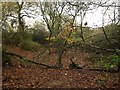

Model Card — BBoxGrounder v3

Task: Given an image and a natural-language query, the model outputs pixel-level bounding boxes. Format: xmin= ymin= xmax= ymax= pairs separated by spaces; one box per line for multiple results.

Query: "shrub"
xmin=2 ymin=51 xmax=13 ymax=67
xmin=2 ymin=29 xmax=34 ymax=46
xmin=106 ymin=55 xmax=120 ymax=70
xmin=3 ymin=31 xmax=23 ymax=46
xmin=2 ymin=45 xmax=12 ymax=67
xmin=92 ymin=53 xmax=120 ymax=71
xmin=105 ymin=24 xmax=120 ymax=49
xmin=20 ymin=39 xmax=40 ymax=51
xmin=32 ymin=30 xmax=48 ymax=44
xmin=2 ymin=30 xmax=14 ymax=45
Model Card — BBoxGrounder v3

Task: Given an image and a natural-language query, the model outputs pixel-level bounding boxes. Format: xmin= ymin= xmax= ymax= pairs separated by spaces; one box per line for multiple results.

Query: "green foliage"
xmin=2 ymin=30 xmax=14 ymax=45
xmin=2 ymin=29 xmax=41 ymax=51
xmin=2 ymin=45 xmax=12 ymax=67
xmin=53 ymin=37 xmax=66 ymax=50
xmin=78 ymin=24 xmax=120 ymax=50
xmin=104 ymin=64 xmax=114 ymax=71
xmin=109 ymin=55 xmax=120 ymax=65
xmin=103 ymin=55 xmax=120 ymax=71
xmin=3 ymin=30 xmax=30 ymax=45
xmin=92 ymin=53 xmax=120 ymax=71
xmin=32 ymin=30 xmax=48 ymax=44
xmin=105 ymin=24 xmax=120 ymax=49
xmin=91 ymin=53 xmax=104 ymax=67
xmin=29 ymin=21 xmax=49 ymax=44
xmin=105 ymin=55 xmax=120 ymax=70
xmin=55 ymin=37 xmax=65 ymax=46
xmin=20 ymin=39 xmax=40 ymax=51
xmin=2 ymin=51 xmax=13 ymax=67
xmin=73 ymin=27 xmax=93 ymax=43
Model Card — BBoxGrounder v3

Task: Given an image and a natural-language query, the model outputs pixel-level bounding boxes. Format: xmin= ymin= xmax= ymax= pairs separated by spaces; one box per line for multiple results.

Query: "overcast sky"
xmin=24 ymin=0 xmax=119 ymax=28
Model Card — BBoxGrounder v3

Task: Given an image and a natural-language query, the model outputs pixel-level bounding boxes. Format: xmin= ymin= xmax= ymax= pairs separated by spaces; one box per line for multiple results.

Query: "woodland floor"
xmin=2 ymin=45 xmax=120 ymax=89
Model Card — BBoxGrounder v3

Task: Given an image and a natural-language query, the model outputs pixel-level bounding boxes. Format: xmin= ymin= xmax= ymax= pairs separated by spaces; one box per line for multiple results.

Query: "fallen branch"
xmin=2 ymin=50 xmax=59 ymax=69
xmin=2 ymin=50 xmax=120 ymax=72
xmin=69 ymin=58 xmax=119 ymax=73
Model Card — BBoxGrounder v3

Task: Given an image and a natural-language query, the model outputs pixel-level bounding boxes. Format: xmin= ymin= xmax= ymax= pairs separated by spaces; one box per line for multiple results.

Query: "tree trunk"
xmin=17 ymin=2 xmax=24 ymax=46
xmin=118 ymin=0 xmax=120 ymax=24
xmin=57 ymin=49 xmax=64 ymax=68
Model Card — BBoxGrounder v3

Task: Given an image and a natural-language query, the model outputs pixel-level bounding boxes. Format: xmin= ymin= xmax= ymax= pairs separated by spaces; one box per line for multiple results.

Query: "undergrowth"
xmin=91 ymin=53 xmax=120 ymax=71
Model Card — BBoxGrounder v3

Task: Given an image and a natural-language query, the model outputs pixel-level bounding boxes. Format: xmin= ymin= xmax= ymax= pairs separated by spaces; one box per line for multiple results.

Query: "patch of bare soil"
xmin=2 ymin=45 xmax=120 ymax=88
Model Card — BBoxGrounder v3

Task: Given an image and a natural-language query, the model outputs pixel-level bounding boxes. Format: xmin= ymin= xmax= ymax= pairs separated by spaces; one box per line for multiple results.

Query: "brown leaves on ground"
xmin=2 ymin=45 xmax=120 ymax=88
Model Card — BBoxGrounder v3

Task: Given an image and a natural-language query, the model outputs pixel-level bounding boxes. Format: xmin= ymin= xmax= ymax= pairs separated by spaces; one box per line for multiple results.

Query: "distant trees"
xmin=2 ymin=2 xmax=18 ymax=32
